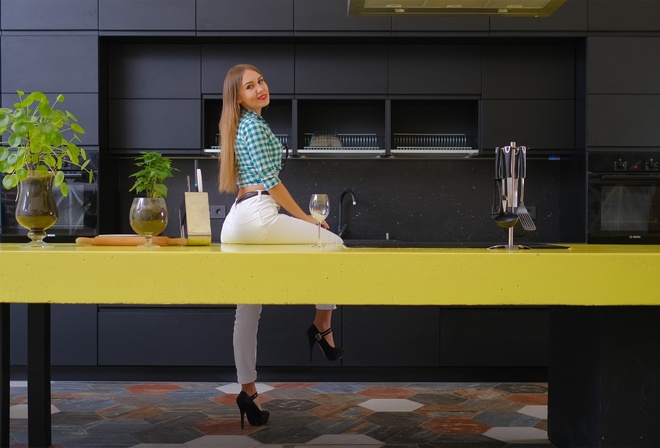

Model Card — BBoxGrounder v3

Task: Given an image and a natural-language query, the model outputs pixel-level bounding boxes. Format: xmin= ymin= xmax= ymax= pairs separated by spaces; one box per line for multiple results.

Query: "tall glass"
xmin=309 ymin=193 xmax=330 ymax=248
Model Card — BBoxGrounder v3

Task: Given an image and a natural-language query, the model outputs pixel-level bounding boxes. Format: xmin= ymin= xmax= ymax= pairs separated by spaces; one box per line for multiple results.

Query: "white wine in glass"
xmin=309 ymin=193 xmax=330 ymax=247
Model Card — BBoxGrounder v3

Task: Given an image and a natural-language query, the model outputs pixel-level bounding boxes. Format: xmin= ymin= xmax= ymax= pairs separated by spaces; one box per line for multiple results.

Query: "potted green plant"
xmin=0 ymin=90 xmax=92 ymax=246
xmin=128 ymin=151 xmax=178 ymax=247
xmin=0 ymin=90 xmax=91 ymax=196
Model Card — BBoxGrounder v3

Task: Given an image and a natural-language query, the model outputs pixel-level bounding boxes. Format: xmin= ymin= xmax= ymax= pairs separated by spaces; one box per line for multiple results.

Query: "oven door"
xmin=588 ymin=173 xmax=660 ymax=244
xmin=1 ymin=172 xmax=98 ymax=242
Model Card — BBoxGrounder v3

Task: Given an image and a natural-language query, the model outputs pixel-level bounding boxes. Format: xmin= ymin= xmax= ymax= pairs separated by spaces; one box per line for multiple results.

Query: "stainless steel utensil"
xmin=516 ymin=147 xmax=536 ymax=231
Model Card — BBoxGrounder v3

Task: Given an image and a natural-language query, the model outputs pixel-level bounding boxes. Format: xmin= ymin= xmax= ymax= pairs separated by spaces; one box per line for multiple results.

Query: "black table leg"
xmin=27 ymin=304 xmax=51 ymax=448
xmin=0 ymin=304 xmax=9 ymax=448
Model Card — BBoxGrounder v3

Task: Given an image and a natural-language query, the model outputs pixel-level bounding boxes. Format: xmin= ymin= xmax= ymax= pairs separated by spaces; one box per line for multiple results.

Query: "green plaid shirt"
xmin=236 ymin=109 xmax=282 ymax=190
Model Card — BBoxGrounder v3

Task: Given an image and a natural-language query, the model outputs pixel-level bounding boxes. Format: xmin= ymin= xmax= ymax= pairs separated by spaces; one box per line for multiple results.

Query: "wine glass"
xmin=309 ymin=193 xmax=330 ymax=247
xmin=129 ymin=197 xmax=168 ymax=248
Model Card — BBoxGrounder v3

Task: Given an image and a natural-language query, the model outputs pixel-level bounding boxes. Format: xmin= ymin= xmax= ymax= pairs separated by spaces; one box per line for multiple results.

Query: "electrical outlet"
xmin=526 ymin=205 xmax=537 ymax=219
xmin=209 ymin=205 xmax=226 ymax=219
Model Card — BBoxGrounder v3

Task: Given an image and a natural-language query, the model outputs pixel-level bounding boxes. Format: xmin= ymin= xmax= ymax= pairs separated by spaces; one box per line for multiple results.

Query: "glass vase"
xmin=15 ymin=171 xmax=58 ymax=247
xmin=129 ymin=197 xmax=168 ymax=247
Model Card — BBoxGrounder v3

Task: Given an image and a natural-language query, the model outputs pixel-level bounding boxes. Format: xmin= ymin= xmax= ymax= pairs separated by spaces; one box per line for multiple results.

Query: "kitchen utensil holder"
xmin=489 ymin=142 xmax=530 ymax=251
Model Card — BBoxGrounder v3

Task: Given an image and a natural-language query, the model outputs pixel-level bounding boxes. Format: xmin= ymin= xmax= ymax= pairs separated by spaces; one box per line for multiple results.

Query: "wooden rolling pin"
xmin=75 ymin=235 xmax=187 ymax=246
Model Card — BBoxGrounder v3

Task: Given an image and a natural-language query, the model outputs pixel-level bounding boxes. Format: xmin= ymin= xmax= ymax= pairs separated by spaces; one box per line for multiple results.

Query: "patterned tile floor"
xmin=9 ymin=381 xmax=554 ymax=447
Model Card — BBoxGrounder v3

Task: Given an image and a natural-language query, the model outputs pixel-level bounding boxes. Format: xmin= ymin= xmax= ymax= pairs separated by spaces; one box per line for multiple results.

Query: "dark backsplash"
xmin=105 ymin=156 xmax=564 ymax=245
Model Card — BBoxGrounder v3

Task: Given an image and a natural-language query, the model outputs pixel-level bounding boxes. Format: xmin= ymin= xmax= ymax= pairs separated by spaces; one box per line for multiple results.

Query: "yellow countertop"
xmin=1 ymin=243 xmax=659 ymax=306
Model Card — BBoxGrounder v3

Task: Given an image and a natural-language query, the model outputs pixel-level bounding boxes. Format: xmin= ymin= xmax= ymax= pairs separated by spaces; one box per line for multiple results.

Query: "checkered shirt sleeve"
xmin=236 ymin=110 xmax=282 ymax=190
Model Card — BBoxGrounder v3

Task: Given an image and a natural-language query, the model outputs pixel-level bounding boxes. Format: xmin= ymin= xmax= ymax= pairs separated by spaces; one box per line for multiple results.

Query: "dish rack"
xmin=392 ymin=133 xmax=476 ymax=155
xmin=300 ymin=132 xmax=381 ymax=154
xmin=206 ymin=134 xmax=289 ymax=155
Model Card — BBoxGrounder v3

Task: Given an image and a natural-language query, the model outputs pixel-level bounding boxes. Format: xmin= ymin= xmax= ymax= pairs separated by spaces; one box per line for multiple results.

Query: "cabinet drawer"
xmin=440 ymin=308 xmax=548 ymax=367
xmin=98 ymin=306 xmax=235 ymax=366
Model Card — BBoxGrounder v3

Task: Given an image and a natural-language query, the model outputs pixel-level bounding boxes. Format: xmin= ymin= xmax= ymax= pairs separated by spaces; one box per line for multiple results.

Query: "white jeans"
xmin=221 ymin=192 xmax=343 ymax=384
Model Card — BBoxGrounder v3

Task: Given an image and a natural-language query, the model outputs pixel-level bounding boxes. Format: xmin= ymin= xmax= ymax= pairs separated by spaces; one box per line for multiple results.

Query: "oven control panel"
xmin=589 ymin=153 xmax=660 ymax=173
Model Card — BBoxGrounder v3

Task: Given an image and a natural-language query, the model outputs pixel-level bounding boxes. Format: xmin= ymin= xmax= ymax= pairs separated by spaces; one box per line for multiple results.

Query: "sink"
xmin=342 ymin=240 xmax=570 ymax=249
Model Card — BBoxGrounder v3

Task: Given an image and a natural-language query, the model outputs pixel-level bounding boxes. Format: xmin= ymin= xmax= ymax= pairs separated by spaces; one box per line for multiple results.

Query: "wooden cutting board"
xmin=75 ymin=235 xmax=187 ymax=246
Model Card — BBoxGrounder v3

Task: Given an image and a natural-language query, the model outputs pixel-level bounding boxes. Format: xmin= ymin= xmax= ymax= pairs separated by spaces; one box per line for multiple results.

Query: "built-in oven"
xmin=1 ymin=150 xmax=98 ymax=242
xmin=588 ymin=152 xmax=660 ymax=244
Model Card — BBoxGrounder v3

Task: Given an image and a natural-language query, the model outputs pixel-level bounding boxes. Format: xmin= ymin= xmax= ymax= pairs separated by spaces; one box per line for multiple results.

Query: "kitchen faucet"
xmin=338 ymin=188 xmax=357 ymax=237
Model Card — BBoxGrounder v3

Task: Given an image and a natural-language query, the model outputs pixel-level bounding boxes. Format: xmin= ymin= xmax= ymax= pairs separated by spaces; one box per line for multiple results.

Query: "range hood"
xmin=348 ymin=0 xmax=567 ymax=17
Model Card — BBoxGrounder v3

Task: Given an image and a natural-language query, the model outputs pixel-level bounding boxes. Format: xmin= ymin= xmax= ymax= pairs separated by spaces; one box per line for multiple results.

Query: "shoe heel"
xmin=307 ymin=332 xmax=315 ymax=361
xmin=239 ymin=408 xmax=245 ymax=429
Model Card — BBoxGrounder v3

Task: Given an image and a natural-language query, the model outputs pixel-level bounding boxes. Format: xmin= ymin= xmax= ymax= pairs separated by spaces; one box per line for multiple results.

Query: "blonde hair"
xmin=218 ymin=64 xmax=263 ymax=193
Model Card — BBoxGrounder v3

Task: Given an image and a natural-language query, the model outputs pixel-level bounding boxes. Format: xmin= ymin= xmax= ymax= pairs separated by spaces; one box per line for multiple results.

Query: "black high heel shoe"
xmin=236 ymin=391 xmax=270 ymax=429
xmin=307 ymin=324 xmax=345 ymax=361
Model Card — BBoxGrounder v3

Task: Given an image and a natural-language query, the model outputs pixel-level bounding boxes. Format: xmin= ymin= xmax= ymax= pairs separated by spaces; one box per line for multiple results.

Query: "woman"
xmin=218 ymin=64 xmax=344 ymax=429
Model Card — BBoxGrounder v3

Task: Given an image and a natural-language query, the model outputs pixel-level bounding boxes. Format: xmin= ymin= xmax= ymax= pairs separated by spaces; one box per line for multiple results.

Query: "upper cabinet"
xmin=201 ymin=45 xmax=295 ymax=94
xmin=294 ymin=0 xmax=390 ymax=33
xmin=482 ymin=44 xmax=575 ymax=99
xmin=0 ymin=0 xmax=98 ymax=30
xmin=99 ymin=0 xmax=195 ymax=32
xmin=389 ymin=45 xmax=481 ymax=95
xmin=108 ymin=44 xmax=201 ymax=98
xmin=588 ymin=37 xmax=660 ymax=94
xmin=295 ymin=44 xmax=388 ymax=95
xmin=1 ymin=35 xmax=98 ymax=93
xmin=588 ymin=0 xmax=660 ymax=32
xmin=197 ymin=0 xmax=293 ymax=33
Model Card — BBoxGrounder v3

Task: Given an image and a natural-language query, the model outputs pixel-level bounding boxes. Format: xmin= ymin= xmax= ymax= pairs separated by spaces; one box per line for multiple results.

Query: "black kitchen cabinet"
xmin=294 ymin=0 xmax=390 ymax=33
xmin=98 ymin=306 xmax=236 ymax=366
xmin=482 ymin=44 xmax=575 ymax=100
xmin=588 ymin=95 xmax=660 ymax=148
xmin=588 ymin=37 xmax=660 ymax=95
xmin=197 ymin=0 xmax=293 ymax=33
xmin=201 ymin=44 xmax=295 ymax=94
xmin=108 ymin=44 xmax=201 ymax=99
xmin=0 ymin=0 xmax=98 ymax=30
xmin=440 ymin=308 xmax=548 ymax=367
xmin=391 ymin=16 xmax=489 ymax=34
xmin=257 ymin=306 xmax=344 ymax=367
xmin=98 ymin=0 xmax=195 ymax=32
xmin=342 ymin=306 xmax=440 ymax=367
xmin=10 ymin=305 xmax=97 ymax=366
xmin=0 ymin=35 xmax=98 ymax=93
xmin=489 ymin=0 xmax=588 ymax=33
xmin=588 ymin=0 xmax=660 ymax=32
xmin=108 ymin=99 xmax=201 ymax=152
xmin=482 ymin=100 xmax=575 ymax=152
xmin=389 ymin=45 xmax=482 ymax=95
xmin=295 ymin=45 xmax=389 ymax=95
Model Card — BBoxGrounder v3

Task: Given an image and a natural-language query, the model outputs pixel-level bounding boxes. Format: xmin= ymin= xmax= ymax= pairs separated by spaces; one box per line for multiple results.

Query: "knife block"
xmin=181 ymin=192 xmax=212 ymax=245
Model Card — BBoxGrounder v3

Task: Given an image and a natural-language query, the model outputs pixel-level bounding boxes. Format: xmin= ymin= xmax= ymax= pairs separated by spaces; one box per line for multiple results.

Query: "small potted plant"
xmin=128 ymin=151 xmax=178 ymax=247
xmin=0 ymin=90 xmax=92 ymax=246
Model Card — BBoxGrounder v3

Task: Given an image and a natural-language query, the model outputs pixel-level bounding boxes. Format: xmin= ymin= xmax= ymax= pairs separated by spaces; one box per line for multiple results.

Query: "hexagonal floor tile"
xmin=10 ymin=404 xmax=59 ymax=419
xmin=484 ymin=426 xmax=551 ymax=444
xmin=358 ymin=398 xmax=422 ymax=412
xmin=217 ymin=383 xmax=274 ymax=394
xmin=519 ymin=404 xmax=548 ymax=419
